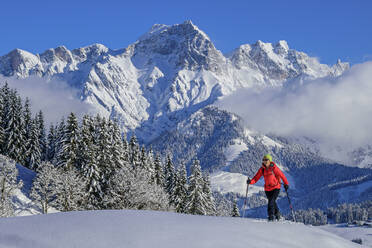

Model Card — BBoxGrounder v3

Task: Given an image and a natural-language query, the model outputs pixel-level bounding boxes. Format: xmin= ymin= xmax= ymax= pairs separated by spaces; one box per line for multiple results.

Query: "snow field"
xmin=319 ymin=224 xmax=372 ymax=247
xmin=0 ymin=210 xmax=362 ymax=248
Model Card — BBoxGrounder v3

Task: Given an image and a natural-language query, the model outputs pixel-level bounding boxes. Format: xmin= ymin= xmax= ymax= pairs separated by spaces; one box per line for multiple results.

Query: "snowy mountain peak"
xmin=274 ymin=40 xmax=289 ymax=54
xmin=138 ymin=20 xmax=211 ymax=44
xmin=72 ymin=43 xmax=109 ymax=60
xmin=229 ymin=39 xmax=348 ymax=82
xmin=139 ymin=24 xmax=170 ymax=41
xmin=40 ymin=46 xmax=73 ymax=64
xmin=332 ymin=59 xmax=350 ymax=76
xmin=183 ymin=19 xmax=195 ymax=25
xmin=179 ymin=19 xmax=210 ymax=39
xmin=0 ymin=48 xmax=41 ymax=77
xmin=139 ymin=20 xmax=205 ymax=41
xmin=132 ymin=21 xmax=224 ymax=72
xmin=0 ymin=21 xmax=351 ymax=142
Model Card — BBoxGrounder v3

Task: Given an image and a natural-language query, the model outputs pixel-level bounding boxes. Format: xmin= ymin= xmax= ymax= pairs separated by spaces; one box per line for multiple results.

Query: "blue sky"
xmin=1 ymin=0 xmax=371 ymax=65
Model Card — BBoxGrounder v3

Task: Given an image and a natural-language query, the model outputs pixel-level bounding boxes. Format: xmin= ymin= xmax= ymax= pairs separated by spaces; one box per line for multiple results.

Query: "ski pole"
xmin=285 ymin=187 xmax=296 ymax=222
xmin=241 ymin=180 xmax=249 ymax=218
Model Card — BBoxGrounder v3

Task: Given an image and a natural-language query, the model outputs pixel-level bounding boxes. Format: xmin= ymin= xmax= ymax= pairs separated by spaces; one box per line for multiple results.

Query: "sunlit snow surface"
xmin=13 ymin=164 xmax=58 ymax=216
xmin=211 ymin=171 xmax=264 ymax=196
xmin=319 ymin=224 xmax=372 ymax=247
xmin=0 ymin=210 xmax=362 ymax=248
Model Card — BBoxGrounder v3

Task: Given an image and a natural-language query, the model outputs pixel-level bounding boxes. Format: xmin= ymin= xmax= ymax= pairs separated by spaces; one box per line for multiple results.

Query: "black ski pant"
xmin=265 ymin=188 xmax=280 ymax=218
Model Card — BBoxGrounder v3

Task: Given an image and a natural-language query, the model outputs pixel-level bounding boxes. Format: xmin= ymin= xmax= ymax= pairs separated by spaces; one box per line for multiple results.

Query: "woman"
xmin=247 ymin=154 xmax=289 ymax=221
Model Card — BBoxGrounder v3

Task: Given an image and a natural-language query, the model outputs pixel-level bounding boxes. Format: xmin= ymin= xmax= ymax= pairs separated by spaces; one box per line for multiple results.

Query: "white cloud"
xmin=0 ymin=76 xmax=93 ymax=126
xmin=216 ymin=61 xmax=372 ymax=163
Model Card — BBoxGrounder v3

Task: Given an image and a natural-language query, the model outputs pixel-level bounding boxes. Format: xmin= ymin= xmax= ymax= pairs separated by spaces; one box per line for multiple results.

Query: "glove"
xmin=247 ymin=178 xmax=251 ymax=184
xmin=284 ymin=184 xmax=289 ymax=191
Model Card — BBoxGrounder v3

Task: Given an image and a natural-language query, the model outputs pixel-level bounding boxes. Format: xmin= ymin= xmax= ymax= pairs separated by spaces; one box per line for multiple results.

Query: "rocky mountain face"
xmin=0 ymin=21 xmax=349 ymax=143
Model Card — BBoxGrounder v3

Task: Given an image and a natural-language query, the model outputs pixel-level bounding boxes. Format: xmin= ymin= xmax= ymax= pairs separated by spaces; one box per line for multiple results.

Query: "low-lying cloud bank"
xmin=0 ymin=76 xmax=93 ymax=125
xmin=216 ymin=61 xmax=372 ymax=164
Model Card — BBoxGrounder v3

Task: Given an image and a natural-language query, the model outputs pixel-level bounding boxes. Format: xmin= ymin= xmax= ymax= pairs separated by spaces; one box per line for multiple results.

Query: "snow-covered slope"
xmin=319 ymin=223 xmax=372 ymax=247
xmin=0 ymin=210 xmax=362 ymax=248
xmin=13 ymin=164 xmax=58 ymax=216
xmin=13 ymin=164 xmax=42 ymax=216
xmin=11 ymin=164 xmax=39 ymax=216
xmin=210 ymin=171 xmax=264 ymax=196
xmin=0 ymin=21 xmax=349 ymax=142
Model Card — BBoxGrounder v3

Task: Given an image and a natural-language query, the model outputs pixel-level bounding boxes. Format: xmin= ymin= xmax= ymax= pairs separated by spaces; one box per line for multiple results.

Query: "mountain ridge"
xmin=0 ymin=21 xmax=349 ymax=143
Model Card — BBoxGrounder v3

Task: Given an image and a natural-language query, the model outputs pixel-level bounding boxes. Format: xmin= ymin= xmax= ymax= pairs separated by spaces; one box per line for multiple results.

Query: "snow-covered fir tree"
xmin=5 ymin=92 xmax=26 ymax=164
xmin=213 ymin=192 xmax=235 ymax=217
xmin=291 ymin=208 xmax=327 ymax=226
xmin=105 ymin=164 xmax=170 ymax=211
xmin=25 ymin=119 xmax=41 ymax=170
xmin=186 ymin=159 xmax=209 ymax=215
xmin=79 ymin=115 xmax=103 ymax=209
xmin=129 ymin=135 xmax=141 ymax=167
xmin=59 ymin=113 xmax=80 ymax=170
xmin=78 ymin=115 xmax=95 ymax=169
xmin=164 ymin=154 xmax=176 ymax=204
xmin=172 ymin=162 xmax=188 ymax=213
xmin=0 ymin=83 xmax=11 ymax=154
xmin=108 ymin=119 xmax=124 ymax=173
xmin=0 ymin=155 xmax=23 ymax=217
xmin=46 ymin=124 xmax=57 ymax=161
xmin=231 ymin=199 xmax=240 ymax=217
xmin=145 ymin=146 xmax=155 ymax=181
xmin=153 ymin=154 xmax=164 ymax=187
xmin=202 ymin=173 xmax=216 ymax=215
xmin=121 ymin=135 xmax=129 ymax=162
xmin=53 ymin=118 xmax=66 ymax=165
xmin=30 ymin=161 xmax=59 ymax=214
xmin=139 ymin=146 xmax=148 ymax=170
xmin=84 ymin=159 xmax=103 ymax=210
xmin=327 ymin=201 xmax=372 ymax=224
xmin=23 ymin=98 xmax=32 ymax=148
xmin=95 ymin=115 xmax=113 ymax=187
xmin=0 ymin=94 xmax=4 ymax=153
xmin=36 ymin=110 xmax=47 ymax=161
xmin=55 ymin=168 xmax=88 ymax=212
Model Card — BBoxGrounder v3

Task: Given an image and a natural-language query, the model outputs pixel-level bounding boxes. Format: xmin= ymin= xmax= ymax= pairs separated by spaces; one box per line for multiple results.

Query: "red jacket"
xmin=249 ymin=162 xmax=289 ymax=191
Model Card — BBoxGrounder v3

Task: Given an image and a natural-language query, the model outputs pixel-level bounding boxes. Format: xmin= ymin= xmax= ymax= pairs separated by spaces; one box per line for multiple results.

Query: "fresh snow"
xmin=319 ymin=224 xmax=372 ymax=247
xmin=243 ymin=128 xmax=257 ymax=144
xmin=0 ymin=210 xmax=362 ymax=248
xmin=223 ymin=139 xmax=248 ymax=169
xmin=13 ymin=164 xmax=58 ymax=216
xmin=260 ymin=135 xmax=284 ymax=148
xmin=210 ymin=171 xmax=264 ymax=196
xmin=358 ymin=155 xmax=372 ymax=168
